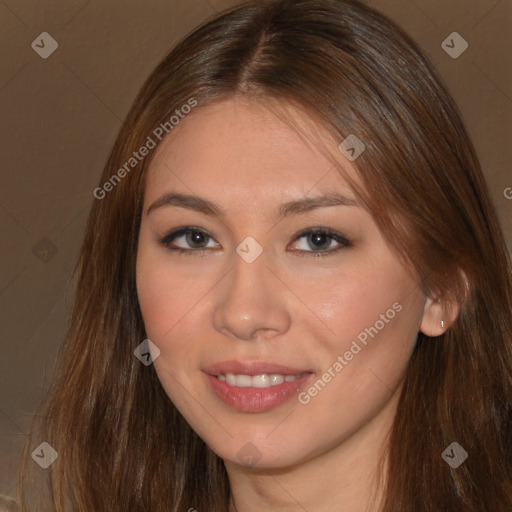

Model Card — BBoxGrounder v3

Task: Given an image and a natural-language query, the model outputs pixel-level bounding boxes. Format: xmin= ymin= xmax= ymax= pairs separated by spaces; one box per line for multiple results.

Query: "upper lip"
xmin=203 ymin=360 xmax=313 ymax=377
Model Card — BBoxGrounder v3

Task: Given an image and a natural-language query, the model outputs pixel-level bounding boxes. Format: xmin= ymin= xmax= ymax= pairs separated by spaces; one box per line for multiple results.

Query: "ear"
xmin=420 ymin=296 xmax=460 ymax=337
xmin=420 ymin=269 xmax=469 ymax=337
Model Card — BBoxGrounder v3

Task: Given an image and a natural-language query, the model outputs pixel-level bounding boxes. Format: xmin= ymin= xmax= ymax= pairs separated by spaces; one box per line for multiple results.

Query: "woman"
xmin=17 ymin=0 xmax=512 ymax=510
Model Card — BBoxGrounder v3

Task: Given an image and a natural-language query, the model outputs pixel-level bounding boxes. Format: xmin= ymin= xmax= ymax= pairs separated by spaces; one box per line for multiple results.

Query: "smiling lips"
xmin=203 ymin=360 xmax=314 ymax=413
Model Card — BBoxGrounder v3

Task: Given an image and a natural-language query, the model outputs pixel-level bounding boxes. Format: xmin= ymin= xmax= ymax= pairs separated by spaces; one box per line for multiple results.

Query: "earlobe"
xmin=420 ymin=297 xmax=459 ymax=337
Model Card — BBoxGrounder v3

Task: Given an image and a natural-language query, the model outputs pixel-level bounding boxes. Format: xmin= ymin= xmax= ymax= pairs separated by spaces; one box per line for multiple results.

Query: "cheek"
xmin=136 ymin=263 xmax=201 ymax=390
xmin=135 ymin=249 xmax=221 ymax=408
xmin=136 ymin=256 xmax=212 ymax=424
xmin=294 ymin=255 xmax=423 ymax=406
xmin=291 ymin=275 xmax=420 ymax=454
xmin=294 ymin=255 xmax=417 ymax=345
xmin=136 ymin=268 xmax=178 ymax=340
xmin=136 ymin=240 xmax=208 ymax=343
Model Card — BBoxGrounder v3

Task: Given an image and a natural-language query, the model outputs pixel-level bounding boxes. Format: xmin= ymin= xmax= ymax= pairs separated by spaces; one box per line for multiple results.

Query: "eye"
xmin=157 ymin=227 xmax=219 ymax=256
xmin=289 ymin=227 xmax=352 ymax=258
xmin=156 ymin=226 xmax=352 ymax=258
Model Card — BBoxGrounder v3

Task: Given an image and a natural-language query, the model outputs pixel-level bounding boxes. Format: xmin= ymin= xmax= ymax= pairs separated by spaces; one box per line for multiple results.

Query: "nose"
xmin=212 ymin=248 xmax=291 ymax=342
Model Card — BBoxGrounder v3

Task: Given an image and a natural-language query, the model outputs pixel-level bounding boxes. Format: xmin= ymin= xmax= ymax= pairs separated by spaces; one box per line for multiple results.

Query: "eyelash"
xmin=156 ymin=226 xmax=352 ymax=258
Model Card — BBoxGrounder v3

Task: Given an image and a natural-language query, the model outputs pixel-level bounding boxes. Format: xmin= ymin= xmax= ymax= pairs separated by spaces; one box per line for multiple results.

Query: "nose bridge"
xmin=230 ymin=243 xmax=271 ymax=299
xmin=212 ymin=240 xmax=291 ymax=341
xmin=227 ymin=230 xmax=272 ymax=296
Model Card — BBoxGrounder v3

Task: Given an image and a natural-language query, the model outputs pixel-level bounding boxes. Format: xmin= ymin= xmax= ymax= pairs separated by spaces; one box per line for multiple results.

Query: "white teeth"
xmin=235 ymin=375 xmax=252 ymax=387
xmin=270 ymin=374 xmax=285 ymax=385
xmin=219 ymin=373 xmax=305 ymax=388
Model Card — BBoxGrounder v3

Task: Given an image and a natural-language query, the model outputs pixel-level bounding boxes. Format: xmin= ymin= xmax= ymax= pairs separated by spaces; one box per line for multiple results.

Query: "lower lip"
xmin=204 ymin=372 xmax=313 ymax=413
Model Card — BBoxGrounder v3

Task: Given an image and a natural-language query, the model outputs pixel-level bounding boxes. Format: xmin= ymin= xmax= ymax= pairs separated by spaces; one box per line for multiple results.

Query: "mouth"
xmin=202 ymin=360 xmax=314 ymax=413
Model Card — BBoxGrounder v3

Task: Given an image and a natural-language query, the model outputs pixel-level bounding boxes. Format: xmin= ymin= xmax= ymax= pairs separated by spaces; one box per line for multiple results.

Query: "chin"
xmin=206 ymin=431 xmax=311 ymax=469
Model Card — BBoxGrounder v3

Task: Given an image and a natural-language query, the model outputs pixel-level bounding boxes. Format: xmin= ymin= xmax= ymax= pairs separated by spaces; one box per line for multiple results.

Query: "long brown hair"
xmin=17 ymin=0 xmax=512 ymax=510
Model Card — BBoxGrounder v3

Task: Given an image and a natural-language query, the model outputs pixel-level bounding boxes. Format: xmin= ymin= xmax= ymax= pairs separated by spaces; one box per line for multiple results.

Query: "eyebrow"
xmin=146 ymin=191 xmax=359 ymax=220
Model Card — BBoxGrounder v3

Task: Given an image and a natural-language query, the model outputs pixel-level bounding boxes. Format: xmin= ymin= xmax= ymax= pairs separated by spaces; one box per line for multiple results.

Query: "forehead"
xmin=144 ymin=97 xmax=359 ymax=205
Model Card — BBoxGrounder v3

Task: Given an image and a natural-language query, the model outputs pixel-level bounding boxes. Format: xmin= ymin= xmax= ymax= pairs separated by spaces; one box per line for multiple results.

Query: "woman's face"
xmin=136 ymin=97 xmax=431 ymax=469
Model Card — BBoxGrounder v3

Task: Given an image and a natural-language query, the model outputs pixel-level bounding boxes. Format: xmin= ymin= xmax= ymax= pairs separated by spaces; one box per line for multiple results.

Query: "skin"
xmin=135 ymin=97 xmax=454 ymax=511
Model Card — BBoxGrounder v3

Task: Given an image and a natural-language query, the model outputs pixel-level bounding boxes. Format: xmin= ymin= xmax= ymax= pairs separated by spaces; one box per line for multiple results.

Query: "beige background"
xmin=1 ymin=0 xmax=511 ymax=500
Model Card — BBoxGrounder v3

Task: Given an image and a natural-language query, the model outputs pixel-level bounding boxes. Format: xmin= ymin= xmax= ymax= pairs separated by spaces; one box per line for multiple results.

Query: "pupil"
xmin=310 ymin=233 xmax=329 ymax=250
xmin=188 ymin=232 xmax=206 ymax=247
